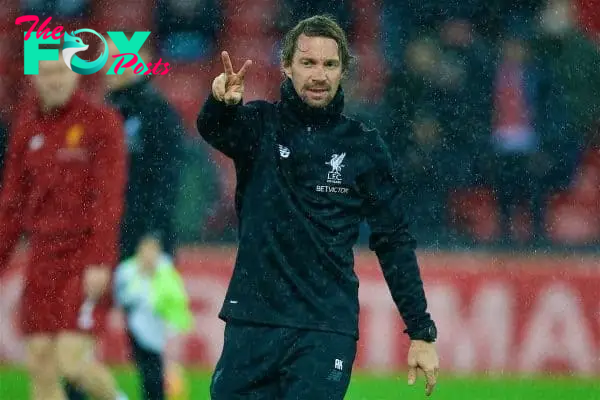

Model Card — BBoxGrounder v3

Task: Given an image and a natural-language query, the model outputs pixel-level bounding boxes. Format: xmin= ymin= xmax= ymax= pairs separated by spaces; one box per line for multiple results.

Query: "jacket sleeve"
xmin=113 ymin=262 xmax=130 ymax=307
xmin=87 ymin=109 xmax=127 ymax=268
xmin=0 ymin=124 xmax=29 ymax=272
xmin=113 ymin=262 xmax=145 ymax=310
xmin=360 ymin=131 xmax=434 ymax=339
xmin=195 ymin=92 xmax=261 ymax=160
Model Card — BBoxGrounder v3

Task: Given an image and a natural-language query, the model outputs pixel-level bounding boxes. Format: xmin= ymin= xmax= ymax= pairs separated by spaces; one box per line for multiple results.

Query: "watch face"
xmin=424 ymin=324 xmax=437 ymax=341
xmin=429 ymin=325 xmax=437 ymax=338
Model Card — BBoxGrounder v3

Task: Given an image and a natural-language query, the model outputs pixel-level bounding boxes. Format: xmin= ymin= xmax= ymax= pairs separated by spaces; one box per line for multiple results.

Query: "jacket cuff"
xmin=404 ymin=318 xmax=437 ymax=342
xmin=204 ymin=92 xmax=242 ymax=113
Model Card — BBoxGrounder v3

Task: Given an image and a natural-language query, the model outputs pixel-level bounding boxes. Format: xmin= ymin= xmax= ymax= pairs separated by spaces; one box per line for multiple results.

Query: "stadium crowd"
xmin=0 ymin=0 xmax=599 ymax=248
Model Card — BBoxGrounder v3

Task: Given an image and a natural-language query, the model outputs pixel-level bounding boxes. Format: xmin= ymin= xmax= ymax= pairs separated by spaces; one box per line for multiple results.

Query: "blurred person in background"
xmin=531 ymin=0 xmax=599 ymax=190
xmin=487 ymin=28 xmax=545 ymax=243
xmin=103 ymin=33 xmax=185 ymax=259
xmin=113 ymin=233 xmax=193 ymax=400
xmin=155 ymin=0 xmax=222 ymax=62
xmin=197 ymin=15 xmax=438 ymax=399
xmin=485 ymin=14 xmax=572 ymax=244
xmin=382 ymin=15 xmax=493 ymax=243
xmin=0 ymin=59 xmax=127 ymax=400
xmin=65 ymin=32 xmax=185 ymax=400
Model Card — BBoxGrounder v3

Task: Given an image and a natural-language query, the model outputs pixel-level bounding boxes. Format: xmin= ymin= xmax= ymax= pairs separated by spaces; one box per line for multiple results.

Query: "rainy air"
xmin=0 ymin=1 xmax=599 ymax=400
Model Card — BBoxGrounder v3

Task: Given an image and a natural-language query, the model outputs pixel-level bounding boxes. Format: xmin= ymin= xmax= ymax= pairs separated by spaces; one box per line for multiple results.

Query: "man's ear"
xmin=282 ymin=64 xmax=292 ymax=79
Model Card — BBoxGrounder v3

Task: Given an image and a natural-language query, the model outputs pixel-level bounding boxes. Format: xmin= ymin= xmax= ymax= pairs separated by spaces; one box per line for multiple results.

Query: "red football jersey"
xmin=0 ymin=91 xmax=127 ymax=271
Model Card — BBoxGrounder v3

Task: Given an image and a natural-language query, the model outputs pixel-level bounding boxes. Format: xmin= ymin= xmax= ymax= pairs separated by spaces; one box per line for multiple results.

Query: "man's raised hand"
xmin=212 ymin=51 xmax=252 ymax=105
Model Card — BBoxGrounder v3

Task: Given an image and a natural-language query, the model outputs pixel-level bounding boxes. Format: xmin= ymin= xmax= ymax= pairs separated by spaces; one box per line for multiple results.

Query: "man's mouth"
xmin=306 ymin=88 xmax=329 ymax=98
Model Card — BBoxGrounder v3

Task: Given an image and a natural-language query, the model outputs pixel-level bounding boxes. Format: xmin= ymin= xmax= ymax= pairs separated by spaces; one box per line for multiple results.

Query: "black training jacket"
xmin=107 ymin=77 xmax=184 ymax=258
xmin=196 ymin=78 xmax=434 ymax=339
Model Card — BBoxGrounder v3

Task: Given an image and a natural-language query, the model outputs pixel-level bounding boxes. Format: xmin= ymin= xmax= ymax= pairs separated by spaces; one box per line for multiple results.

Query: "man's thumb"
xmin=407 ymin=366 xmax=417 ymax=385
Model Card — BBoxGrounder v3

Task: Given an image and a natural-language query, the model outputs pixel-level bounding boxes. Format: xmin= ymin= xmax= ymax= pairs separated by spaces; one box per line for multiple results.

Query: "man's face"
xmin=137 ymin=237 xmax=162 ymax=271
xmin=283 ymin=34 xmax=343 ymax=108
xmin=33 ymin=59 xmax=79 ymax=108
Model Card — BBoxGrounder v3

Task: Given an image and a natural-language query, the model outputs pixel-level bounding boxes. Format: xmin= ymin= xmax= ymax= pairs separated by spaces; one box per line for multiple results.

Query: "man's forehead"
xmin=106 ymin=39 xmax=119 ymax=51
xmin=295 ymin=34 xmax=340 ymax=60
xmin=38 ymin=59 xmax=68 ymax=72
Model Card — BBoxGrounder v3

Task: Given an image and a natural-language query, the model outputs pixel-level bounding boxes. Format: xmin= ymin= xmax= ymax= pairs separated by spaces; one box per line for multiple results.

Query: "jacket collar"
xmin=279 ymin=78 xmax=344 ymax=126
xmin=107 ymin=75 xmax=150 ymax=104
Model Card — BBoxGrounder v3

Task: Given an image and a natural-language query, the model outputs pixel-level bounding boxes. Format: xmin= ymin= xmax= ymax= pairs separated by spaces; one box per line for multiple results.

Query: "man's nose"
xmin=311 ymin=66 xmax=327 ymax=81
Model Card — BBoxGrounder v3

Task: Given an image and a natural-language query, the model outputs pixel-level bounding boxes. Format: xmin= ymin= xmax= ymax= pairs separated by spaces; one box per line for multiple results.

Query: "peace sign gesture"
xmin=212 ymin=51 xmax=253 ymax=105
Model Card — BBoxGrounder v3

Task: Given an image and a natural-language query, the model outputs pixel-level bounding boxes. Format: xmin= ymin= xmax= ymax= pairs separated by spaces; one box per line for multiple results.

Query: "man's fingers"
xmin=407 ymin=366 xmax=417 ymax=385
xmin=237 ymin=59 xmax=253 ymax=79
xmin=424 ymin=368 xmax=437 ymax=396
xmin=221 ymin=51 xmax=234 ymax=75
xmin=215 ymin=86 xmax=226 ymax=101
xmin=212 ymin=73 xmax=227 ymax=100
xmin=214 ymin=79 xmax=226 ymax=99
xmin=224 ymin=91 xmax=242 ymax=105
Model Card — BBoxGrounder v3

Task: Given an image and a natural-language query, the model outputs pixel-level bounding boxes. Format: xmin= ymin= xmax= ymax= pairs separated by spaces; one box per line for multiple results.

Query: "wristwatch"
xmin=409 ymin=321 xmax=437 ymax=343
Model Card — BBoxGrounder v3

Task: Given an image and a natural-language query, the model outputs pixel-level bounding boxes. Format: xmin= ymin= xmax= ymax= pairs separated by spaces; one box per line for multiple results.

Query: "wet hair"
xmin=139 ymin=231 xmax=163 ymax=246
xmin=280 ymin=14 xmax=354 ymax=72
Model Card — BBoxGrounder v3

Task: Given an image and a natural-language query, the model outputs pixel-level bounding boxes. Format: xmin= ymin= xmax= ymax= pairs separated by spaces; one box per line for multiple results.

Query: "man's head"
xmin=33 ymin=59 xmax=80 ymax=109
xmin=281 ymin=15 xmax=352 ymax=108
xmin=103 ymin=33 xmax=153 ymax=90
xmin=136 ymin=233 xmax=162 ymax=272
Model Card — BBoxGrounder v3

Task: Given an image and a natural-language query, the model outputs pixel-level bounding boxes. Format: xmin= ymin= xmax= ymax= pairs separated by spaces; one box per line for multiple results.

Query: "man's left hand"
xmin=83 ymin=265 xmax=111 ymax=300
xmin=407 ymin=340 xmax=440 ymax=396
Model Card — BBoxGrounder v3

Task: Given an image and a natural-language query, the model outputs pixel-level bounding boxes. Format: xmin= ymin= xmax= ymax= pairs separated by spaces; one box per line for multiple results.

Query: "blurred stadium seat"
xmin=577 ymin=0 xmax=600 ymax=42
xmin=0 ymin=0 xmax=18 ymax=33
xmin=448 ymin=187 xmax=500 ymax=242
xmin=91 ymin=0 xmax=154 ymax=30
xmin=0 ymin=33 xmax=11 ymax=75
xmin=219 ymin=32 xmax=281 ymax=68
xmin=152 ymin=62 xmax=211 ymax=129
xmin=449 ymin=146 xmax=600 ymax=245
xmin=546 ymin=147 xmax=600 ymax=244
xmin=221 ymin=0 xmax=278 ymax=36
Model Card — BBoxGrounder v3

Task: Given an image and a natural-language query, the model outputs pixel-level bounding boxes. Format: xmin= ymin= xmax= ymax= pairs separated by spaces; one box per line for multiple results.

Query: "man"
xmin=103 ymin=34 xmax=184 ymax=259
xmin=0 ymin=59 xmax=127 ymax=400
xmin=113 ymin=233 xmax=193 ymax=400
xmin=489 ymin=32 xmax=547 ymax=244
xmin=196 ymin=15 xmax=439 ymax=399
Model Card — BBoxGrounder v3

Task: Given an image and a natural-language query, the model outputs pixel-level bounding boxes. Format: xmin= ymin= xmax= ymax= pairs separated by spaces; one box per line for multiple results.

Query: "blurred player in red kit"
xmin=0 ymin=59 xmax=128 ymax=400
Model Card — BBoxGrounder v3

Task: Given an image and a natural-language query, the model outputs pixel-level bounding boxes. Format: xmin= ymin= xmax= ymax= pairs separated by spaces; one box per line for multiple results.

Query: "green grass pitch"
xmin=1 ymin=366 xmax=599 ymax=399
